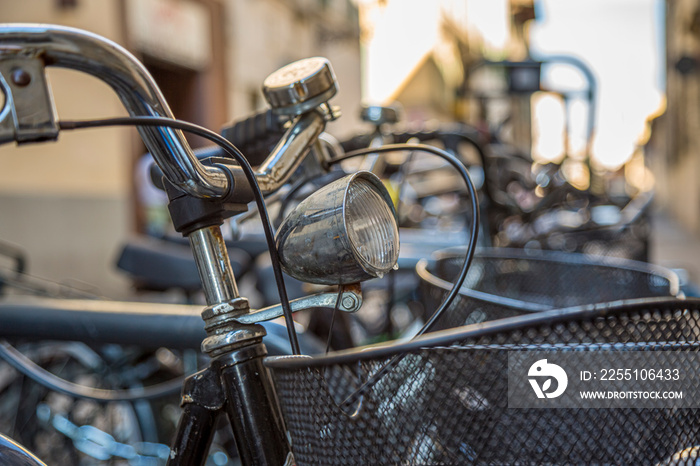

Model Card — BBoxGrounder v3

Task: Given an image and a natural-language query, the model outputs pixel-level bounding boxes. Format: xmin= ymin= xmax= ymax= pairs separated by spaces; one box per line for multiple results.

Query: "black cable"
xmin=325 ymin=287 xmax=345 ymax=354
xmin=59 ymin=116 xmax=300 ymax=355
xmin=329 ymin=143 xmax=480 ymax=409
xmin=0 ymin=341 xmax=183 ymax=401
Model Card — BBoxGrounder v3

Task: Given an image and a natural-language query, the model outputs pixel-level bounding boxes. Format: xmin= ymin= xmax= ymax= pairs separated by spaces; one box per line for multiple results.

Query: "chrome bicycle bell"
xmin=262 ymin=57 xmax=338 ymax=116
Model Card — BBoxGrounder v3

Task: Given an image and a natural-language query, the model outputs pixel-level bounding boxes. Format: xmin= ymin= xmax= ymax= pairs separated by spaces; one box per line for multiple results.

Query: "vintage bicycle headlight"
xmin=275 ymin=171 xmax=399 ymax=285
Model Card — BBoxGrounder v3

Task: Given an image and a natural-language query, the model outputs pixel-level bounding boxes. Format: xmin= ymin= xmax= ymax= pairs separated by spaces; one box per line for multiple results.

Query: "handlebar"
xmin=0 ymin=23 xmax=229 ymax=198
xmin=0 ymin=24 xmax=329 ymax=199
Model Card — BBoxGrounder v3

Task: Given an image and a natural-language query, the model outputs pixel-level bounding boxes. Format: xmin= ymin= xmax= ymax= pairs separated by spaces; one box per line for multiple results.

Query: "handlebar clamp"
xmin=163 ymin=158 xmax=254 ymax=236
xmin=0 ymin=55 xmax=59 ymax=145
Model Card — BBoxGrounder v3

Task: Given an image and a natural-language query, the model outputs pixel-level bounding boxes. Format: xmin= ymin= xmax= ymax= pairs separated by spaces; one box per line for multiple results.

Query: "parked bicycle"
xmin=0 ymin=23 xmax=479 ymax=465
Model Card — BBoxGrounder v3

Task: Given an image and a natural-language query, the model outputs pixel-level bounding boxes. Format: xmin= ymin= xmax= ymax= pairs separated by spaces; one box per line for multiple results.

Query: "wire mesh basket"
xmin=417 ymin=247 xmax=680 ymax=331
xmin=266 ymin=297 xmax=700 ymax=465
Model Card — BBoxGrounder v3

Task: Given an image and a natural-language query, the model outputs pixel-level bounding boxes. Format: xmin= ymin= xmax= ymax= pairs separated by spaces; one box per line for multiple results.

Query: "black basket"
xmin=266 ymin=298 xmax=700 ymax=465
xmin=417 ymin=247 xmax=679 ymax=331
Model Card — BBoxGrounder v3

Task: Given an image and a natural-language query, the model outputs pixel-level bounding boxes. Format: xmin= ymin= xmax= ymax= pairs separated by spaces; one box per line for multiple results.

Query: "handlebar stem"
xmin=188 ymin=226 xmax=239 ymax=305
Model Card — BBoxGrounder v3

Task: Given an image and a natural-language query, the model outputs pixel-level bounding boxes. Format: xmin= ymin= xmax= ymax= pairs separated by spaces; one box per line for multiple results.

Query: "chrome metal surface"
xmin=0 ymin=57 xmax=58 ymax=143
xmin=361 ymin=131 xmax=387 ymax=173
xmin=201 ymin=297 xmax=251 ymax=322
xmin=233 ymin=287 xmax=363 ymax=325
xmin=0 ymin=433 xmax=46 ymax=466
xmin=188 ymin=226 xmax=239 ymax=305
xmin=0 ymin=24 xmax=228 ymax=198
xmin=276 ymin=171 xmax=399 ymax=285
xmin=201 ymin=297 xmax=251 ymax=333
xmin=262 ymin=57 xmax=337 ymax=116
xmin=255 ymin=109 xmax=326 ymax=193
xmin=317 ymin=132 xmax=345 ymax=161
xmin=201 ymin=326 xmax=266 ymax=358
xmin=0 ymin=25 xmax=341 ymax=200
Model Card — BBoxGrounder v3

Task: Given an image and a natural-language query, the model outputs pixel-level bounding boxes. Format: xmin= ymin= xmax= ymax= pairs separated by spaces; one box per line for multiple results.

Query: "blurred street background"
xmin=0 ymin=0 xmax=696 ymax=296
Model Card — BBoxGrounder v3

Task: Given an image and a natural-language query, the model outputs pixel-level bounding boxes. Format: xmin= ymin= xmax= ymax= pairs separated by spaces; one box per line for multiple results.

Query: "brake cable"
xmin=0 ymin=340 xmax=183 ymax=401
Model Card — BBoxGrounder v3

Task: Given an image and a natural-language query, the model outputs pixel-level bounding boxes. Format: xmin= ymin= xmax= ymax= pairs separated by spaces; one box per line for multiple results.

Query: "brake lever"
xmin=232 ymin=283 xmax=362 ymax=325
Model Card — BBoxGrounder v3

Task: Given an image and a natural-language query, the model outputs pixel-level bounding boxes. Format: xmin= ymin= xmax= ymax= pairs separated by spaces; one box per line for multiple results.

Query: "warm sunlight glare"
xmin=362 ymin=0 xmax=663 ymax=174
xmin=531 ymin=92 xmax=565 ymax=163
xmin=530 ymin=0 xmax=664 ymax=171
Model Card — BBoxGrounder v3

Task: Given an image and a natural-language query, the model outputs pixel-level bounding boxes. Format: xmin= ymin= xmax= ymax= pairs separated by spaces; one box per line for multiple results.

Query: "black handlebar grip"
xmin=220 ymin=109 xmax=287 ymax=167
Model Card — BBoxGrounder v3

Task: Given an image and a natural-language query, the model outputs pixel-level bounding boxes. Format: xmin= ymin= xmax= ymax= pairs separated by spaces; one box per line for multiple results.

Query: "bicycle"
xmin=0 ymin=23 xmax=480 ymax=465
xmin=0 ymin=24 xmax=696 ymax=466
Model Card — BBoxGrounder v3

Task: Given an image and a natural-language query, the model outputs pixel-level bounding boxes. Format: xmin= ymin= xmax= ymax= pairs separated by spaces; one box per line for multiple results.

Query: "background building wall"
xmin=659 ymin=0 xmax=700 ymax=232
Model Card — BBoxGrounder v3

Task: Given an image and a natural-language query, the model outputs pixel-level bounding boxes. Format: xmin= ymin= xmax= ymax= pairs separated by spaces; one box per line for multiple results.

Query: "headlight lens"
xmin=345 ymin=177 xmax=399 ymax=277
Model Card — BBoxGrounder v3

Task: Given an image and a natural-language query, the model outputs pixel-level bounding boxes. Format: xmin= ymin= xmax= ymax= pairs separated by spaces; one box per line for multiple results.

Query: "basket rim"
xmin=417 ymin=246 xmax=681 ymax=298
xmin=265 ymin=296 xmax=696 ymax=369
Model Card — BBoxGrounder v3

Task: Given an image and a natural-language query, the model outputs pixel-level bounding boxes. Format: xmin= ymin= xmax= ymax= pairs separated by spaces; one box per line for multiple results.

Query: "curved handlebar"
xmin=0 ymin=24 xmax=328 ymax=198
xmin=0 ymin=23 xmax=229 ymax=198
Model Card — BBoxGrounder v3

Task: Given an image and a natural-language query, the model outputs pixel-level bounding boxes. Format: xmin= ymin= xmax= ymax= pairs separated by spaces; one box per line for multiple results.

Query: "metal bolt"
xmin=11 ymin=68 xmax=31 ymax=87
xmin=342 ymin=295 xmax=356 ymax=310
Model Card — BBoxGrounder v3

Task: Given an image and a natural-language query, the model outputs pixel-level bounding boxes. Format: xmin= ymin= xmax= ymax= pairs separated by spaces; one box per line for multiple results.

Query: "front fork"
xmin=167 ymin=341 xmax=292 ymax=466
xmin=166 ymin=225 xmax=293 ymax=466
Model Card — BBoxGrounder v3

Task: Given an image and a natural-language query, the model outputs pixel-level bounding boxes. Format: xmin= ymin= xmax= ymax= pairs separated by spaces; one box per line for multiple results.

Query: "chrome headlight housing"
xmin=275 ymin=171 xmax=399 ymax=285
